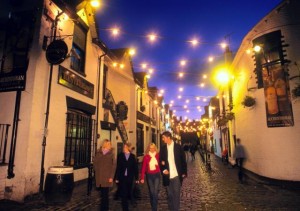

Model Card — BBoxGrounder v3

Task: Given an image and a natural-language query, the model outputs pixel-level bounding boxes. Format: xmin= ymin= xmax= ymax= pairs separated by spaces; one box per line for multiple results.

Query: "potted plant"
xmin=241 ymin=95 xmax=256 ymax=107
xmin=291 ymin=84 xmax=300 ymax=99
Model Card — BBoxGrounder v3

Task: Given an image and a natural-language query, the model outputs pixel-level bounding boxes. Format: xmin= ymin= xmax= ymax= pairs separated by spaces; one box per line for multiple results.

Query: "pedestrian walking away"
xmin=93 ymin=139 xmax=116 ymax=211
xmin=115 ymin=142 xmax=139 ymax=211
xmin=160 ymin=131 xmax=187 ymax=211
xmin=140 ymin=143 xmax=161 ymax=211
xmin=233 ymin=138 xmax=246 ymax=183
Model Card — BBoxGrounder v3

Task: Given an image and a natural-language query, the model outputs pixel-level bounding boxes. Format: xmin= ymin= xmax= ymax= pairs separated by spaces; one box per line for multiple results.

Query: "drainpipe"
xmin=95 ymin=50 xmax=107 ymax=152
xmin=39 ymin=11 xmax=64 ymax=194
xmin=87 ymin=49 xmax=107 ymax=196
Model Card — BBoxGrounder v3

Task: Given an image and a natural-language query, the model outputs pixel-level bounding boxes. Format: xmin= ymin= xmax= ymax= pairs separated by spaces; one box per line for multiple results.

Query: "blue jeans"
xmin=146 ymin=173 xmax=160 ymax=211
xmin=166 ymin=176 xmax=181 ymax=211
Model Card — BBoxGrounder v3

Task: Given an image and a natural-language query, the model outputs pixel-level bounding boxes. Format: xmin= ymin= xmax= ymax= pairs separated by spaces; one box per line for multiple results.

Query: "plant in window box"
xmin=225 ymin=112 xmax=235 ymax=121
xmin=241 ymin=95 xmax=256 ymax=108
xmin=217 ymin=117 xmax=228 ymax=127
xmin=291 ymin=84 xmax=300 ymax=99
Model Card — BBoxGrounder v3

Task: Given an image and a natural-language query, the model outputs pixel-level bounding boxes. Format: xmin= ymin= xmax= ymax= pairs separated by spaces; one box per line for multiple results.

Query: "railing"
xmin=104 ymin=89 xmax=128 ymax=143
xmin=0 ymin=124 xmax=10 ymax=164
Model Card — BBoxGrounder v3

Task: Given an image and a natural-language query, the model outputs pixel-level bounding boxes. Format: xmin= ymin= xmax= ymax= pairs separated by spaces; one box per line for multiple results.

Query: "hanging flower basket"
xmin=291 ymin=84 xmax=300 ymax=99
xmin=241 ymin=95 xmax=256 ymax=107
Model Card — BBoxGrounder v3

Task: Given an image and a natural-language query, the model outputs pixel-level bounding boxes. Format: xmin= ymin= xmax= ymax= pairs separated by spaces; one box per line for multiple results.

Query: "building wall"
xmin=231 ymin=0 xmax=300 ymax=181
xmin=0 ymin=0 xmax=104 ymax=201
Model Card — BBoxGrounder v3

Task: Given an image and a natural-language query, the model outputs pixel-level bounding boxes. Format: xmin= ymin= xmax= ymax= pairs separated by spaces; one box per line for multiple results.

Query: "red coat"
xmin=140 ymin=153 xmax=160 ymax=180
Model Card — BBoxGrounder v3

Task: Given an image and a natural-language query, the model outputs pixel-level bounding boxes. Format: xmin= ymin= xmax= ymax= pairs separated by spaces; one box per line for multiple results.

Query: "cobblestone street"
xmin=2 ymin=152 xmax=300 ymax=210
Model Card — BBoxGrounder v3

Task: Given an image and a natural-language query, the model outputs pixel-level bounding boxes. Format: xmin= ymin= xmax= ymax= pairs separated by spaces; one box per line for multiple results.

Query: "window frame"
xmin=64 ymin=109 xmax=95 ymax=169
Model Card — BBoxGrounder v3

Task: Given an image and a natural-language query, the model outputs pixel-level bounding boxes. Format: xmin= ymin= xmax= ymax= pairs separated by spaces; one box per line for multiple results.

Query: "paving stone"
xmin=1 ymin=152 xmax=300 ymax=210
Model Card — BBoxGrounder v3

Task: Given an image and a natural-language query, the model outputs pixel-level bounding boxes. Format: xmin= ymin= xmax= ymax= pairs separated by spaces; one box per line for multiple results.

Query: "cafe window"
xmin=253 ymin=30 xmax=285 ymax=88
xmin=70 ymin=24 xmax=87 ymax=75
xmin=64 ymin=109 xmax=95 ymax=169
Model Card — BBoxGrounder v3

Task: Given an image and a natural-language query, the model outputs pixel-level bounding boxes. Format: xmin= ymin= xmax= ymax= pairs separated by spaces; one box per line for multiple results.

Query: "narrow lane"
xmin=2 ymin=152 xmax=300 ymax=210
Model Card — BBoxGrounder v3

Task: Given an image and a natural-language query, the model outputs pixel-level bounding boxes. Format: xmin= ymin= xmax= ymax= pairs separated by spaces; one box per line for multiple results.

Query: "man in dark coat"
xmin=159 ymin=131 xmax=187 ymax=211
xmin=115 ymin=142 xmax=139 ymax=211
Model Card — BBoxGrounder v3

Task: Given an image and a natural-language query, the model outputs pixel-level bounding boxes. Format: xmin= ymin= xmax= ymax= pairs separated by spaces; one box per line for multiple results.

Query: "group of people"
xmin=93 ymin=131 xmax=187 ymax=211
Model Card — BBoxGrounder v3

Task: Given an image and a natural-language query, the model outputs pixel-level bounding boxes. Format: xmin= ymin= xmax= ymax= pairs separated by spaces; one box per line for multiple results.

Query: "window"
xmin=71 ymin=24 xmax=87 ymax=75
xmin=253 ymin=30 xmax=284 ymax=88
xmin=64 ymin=110 xmax=95 ymax=169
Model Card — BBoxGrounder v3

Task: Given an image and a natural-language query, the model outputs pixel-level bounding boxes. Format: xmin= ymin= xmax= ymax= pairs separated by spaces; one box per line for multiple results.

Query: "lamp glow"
xmin=90 ymin=0 xmax=100 ymax=8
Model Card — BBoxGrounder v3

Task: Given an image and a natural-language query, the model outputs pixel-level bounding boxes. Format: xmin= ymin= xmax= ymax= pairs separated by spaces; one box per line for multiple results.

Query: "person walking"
xmin=160 ymin=131 xmax=187 ymax=211
xmin=140 ymin=143 xmax=160 ymax=211
xmin=93 ymin=139 xmax=116 ymax=211
xmin=115 ymin=142 xmax=139 ymax=211
xmin=189 ymin=144 xmax=197 ymax=161
xmin=233 ymin=138 xmax=246 ymax=183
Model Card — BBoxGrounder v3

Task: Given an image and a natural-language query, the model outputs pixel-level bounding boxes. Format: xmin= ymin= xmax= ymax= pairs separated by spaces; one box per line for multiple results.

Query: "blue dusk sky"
xmin=95 ymin=0 xmax=282 ymax=120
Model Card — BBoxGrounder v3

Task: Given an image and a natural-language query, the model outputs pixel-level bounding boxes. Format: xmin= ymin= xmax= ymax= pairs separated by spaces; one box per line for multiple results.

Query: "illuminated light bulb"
xmin=208 ymin=56 xmax=214 ymax=62
xmin=203 ymin=74 xmax=207 ymax=79
xmin=146 ymin=74 xmax=151 ymax=79
xmin=200 ymin=83 xmax=205 ymax=87
xmin=148 ymin=68 xmax=154 ymax=74
xmin=180 ymin=60 xmax=187 ymax=66
xmin=254 ymin=45 xmax=262 ymax=53
xmin=129 ymin=48 xmax=136 ymax=56
xmin=90 ymin=0 xmax=100 ymax=8
xmin=120 ymin=64 xmax=124 ymax=69
xmin=178 ymin=95 xmax=182 ymax=99
xmin=183 ymin=105 xmax=187 ymax=109
xmin=196 ymin=97 xmax=200 ymax=101
xmin=246 ymin=49 xmax=252 ymax=54
xmin=174 ymin=110 xmax=176 ymax=113
xmin=178 ymin=72 xmax=184 ymax=78
xmin=158 ymin=93 xmax=162 ymax=97
xmin=179 ymin=87 xmax=184 ymax=92
xmin=190 ymin=39 xmax=199 ymax=46
xmin=154 ymin=100 xmax=158 ymax=105
xmin=141 ymin=63 xmax=148 ymax=69
xmin=197 ymin=106 xmax=201 ymax=109
xmin=220 ymin=42 xmax=227 ymax=49
xmin=148 ymin=34 xmax=157 ymax=42
xmin=186 ymin=110 xmax=190 ymax=113
xmin=113 ymin=63 xmax=118 ymax=67
xmin=169 ymin=104 xmax=172 ymax=107
xmin=170 ymin=100 xmax=174 ymax=104
xmin=160 ymin=89 xmax=164 ymax=94
xmin=111 ymin=28 xmax=119 ymax=36
xmin=203 ymin=98 xmax=207 ymax=102
xmin=185 ymin=99 xmax=189 ymax=103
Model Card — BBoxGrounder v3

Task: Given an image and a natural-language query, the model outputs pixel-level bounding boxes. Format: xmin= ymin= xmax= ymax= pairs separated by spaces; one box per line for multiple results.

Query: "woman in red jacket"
xmin=140 ymin=143 xmax=160 ymax=211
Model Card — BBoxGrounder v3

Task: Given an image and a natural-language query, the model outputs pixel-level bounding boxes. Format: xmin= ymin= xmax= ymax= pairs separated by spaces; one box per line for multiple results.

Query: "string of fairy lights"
xmin=97 ymin=26 xmax=233 ymax=121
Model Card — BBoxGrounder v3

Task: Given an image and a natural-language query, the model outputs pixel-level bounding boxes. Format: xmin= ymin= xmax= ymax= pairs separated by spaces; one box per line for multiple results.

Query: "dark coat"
xmin=93 ymin=149 xmax=116 ymax=188
xmin=159 ymin=141 xmax=187 ymax=186
xmin=115 ymin=152 xmax=139 ymax=182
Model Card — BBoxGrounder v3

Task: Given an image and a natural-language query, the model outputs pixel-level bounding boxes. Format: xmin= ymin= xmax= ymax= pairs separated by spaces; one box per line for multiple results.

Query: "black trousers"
xmin=119 ymin=177 xmax=134 ymax=211
xmin=99 ymin=187 xmax=109 ymax=211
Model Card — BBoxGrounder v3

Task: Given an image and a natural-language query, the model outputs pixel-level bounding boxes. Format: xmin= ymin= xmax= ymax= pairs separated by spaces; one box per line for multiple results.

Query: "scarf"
xmin=149 ymin=151 xmax=158 ymax=171
xmin=102 ymin=148 xmax=109 ymax=155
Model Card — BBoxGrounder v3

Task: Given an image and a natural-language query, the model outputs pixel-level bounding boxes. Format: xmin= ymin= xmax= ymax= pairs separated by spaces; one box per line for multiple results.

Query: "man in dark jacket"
xmin=159 ymin=131 xmax=187 ymax=211
xmin=115 ymin=142 xmax=139 ymax=211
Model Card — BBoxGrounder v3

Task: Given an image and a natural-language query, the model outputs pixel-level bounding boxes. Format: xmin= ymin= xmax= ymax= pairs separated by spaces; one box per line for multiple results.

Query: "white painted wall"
xmin=231 ymin=0 xmax=300 ymax=181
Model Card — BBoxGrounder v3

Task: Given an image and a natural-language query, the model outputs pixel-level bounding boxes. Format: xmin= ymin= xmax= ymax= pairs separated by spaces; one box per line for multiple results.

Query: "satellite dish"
xmin=46 ymin=40 xmax=68 ymax=65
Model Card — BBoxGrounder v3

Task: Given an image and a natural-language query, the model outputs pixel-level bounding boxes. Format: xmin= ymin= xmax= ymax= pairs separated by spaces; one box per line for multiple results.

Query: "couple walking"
xmin=141 ymin=131 xmax=187 ymax=211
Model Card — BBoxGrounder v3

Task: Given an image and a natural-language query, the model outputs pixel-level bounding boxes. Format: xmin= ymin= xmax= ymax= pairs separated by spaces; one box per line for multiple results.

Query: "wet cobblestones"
xmin=1 ymin=152 xmax=300 ymax=210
